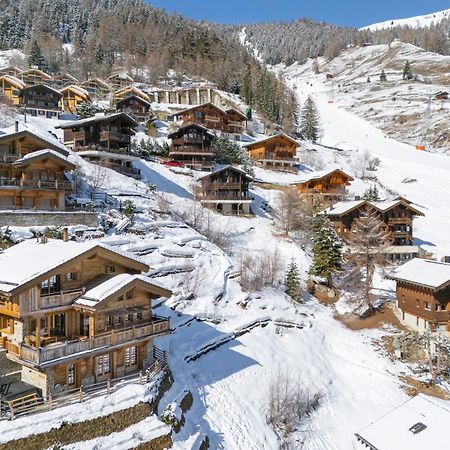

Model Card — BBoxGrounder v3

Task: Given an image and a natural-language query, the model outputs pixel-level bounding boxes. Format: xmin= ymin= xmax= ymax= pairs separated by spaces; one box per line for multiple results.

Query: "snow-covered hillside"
xmin=279 ymin=40 xmax=450 ymax=150
xmin=361 ymin=8 xmax=450 ymax=31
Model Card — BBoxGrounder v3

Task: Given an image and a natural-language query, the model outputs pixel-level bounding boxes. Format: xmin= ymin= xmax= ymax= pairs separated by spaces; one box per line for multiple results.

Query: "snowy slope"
xmin=361 ymin=8 xmax=450 ymax=31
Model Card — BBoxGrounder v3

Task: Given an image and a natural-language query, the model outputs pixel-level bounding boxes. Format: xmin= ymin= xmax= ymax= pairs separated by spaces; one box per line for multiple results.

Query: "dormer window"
xmin=41 ymin=275 xmax=60 ymax=296
xmin=105 ymin=265 xmax=116 ymax=274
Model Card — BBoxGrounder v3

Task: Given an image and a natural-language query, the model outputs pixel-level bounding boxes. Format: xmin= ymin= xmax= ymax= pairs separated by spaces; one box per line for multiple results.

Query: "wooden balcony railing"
xmin=201 ymin=193 xmax=253 ymax=201
xmin=388 ymin=218 xmax=412 ymax=225
xmin=15 ymin=316 xmax=170 ymax=365
xmin=39 ymin=288 xmax=84 ymax=310
xmin=0 ymin=154 xmax=20 ymax=163
xmin=203 ymin=182 xmax=242 ymax=190
xmin=169 ymin=147 xmax=213 ymax=155
xmin=0 ymin=178 xmax=73 ymax=191
xmin=99 ymin=131 xmax=131 ymax=143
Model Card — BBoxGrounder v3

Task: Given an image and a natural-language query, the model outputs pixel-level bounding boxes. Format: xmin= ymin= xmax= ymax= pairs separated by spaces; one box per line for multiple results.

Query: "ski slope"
xmin=284 ymin=69 xmax=450 ymax=259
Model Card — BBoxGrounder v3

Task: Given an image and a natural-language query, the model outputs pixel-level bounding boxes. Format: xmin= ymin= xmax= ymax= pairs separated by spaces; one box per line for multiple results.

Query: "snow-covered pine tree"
xmin=380 ymin=69 xmax=387 ymax=82
xmin=403 ymin=60 xmax=413 ymax=80
xmin=347 ymin=206 xmax=391 ymax=315
xmin=299 ymin=95 xmax=320 ymax=143
xmin=284 ymin=258 xmax=302 ymax=302
xmin=362 ymin=185 xmax=380 ymax=201
xmin=76 ymin=102 xmax=104 ymax=119
xmin=310 ymin=215 xmax=342 ymax=286
xmin=211 ymin=136 xmax=253 ymax=175
xmin=28 ymin=40 xmax=46 ymax=70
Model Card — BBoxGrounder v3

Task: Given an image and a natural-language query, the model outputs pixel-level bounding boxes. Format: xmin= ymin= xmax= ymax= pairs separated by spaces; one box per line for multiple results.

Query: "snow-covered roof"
xmin=390 ymin=258 xmax=450 ymax=290
xmin=81 ymin=78 xmax=110 ymax=88
xmin=322 ymin=199 xmax=424 ymax=217
xmin=321 ymin=200 xmax=366 ymax=216
xmin=243 ymin=132 xmax=300 ymax=148
xmin=55 ymin=112 xmax=138 ymax=129
xmin=198 ymin=164 xmax=254 ymax=181
xmin=21 ymin=68 xmax=52 ymax=79
xmin=356 ymin=394 xmax=450 ymax=450
xmin=74 ymin=273 xmax=170 ymax=308
xmin=19 ymin=83 xmax=62 ymax=97
xmin=0 ymin=74 xmax=25 ymax=88
xmin=0 ymin=128 xmax=69 ymax=156
xmin=292 ymin=167 xmax=353 ymax=184
xmin=0 ymin=239 xmax=148 ymax=294
xmin=13 ymin=149 xmax=76 ymax=169
xmin=60 ymin=84 xmax=90 ymax=99
xmin=167 ymin=123 xmax=215 ymax=139
xmin=108 ymin=72 xmax=134 ymax=82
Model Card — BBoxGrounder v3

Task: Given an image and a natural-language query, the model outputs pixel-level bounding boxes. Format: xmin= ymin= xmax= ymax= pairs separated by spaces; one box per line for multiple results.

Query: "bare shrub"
xmin=266 ymin=372 xmax=322 ymax=446
xmin=89 ymin=164 xmax=108 ymax=191
xmin=240 ymin=246 xmax=282 ymax=292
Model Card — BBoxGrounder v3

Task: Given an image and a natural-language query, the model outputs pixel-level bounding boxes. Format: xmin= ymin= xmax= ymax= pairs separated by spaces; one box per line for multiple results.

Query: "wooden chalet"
xmin=293 ymin=168 xmax=353 ymax=205
xmin=391 ymin=259 xmax=450 ymax=334
xmin=21 ymin=69 xmax=52 ymax=87
xmin=80 ymin=78 xmax=111 ymax=100
xmin=51 ymin=73 xmax=79 ymax=89
xmin=172 ymin=103 xmax=247 ymax=135
xmin=0 ymin=127 xmax=74 ymax=211
xmin=112 ymin=86 xmax=150 ymax=104
xmin=116 ymin=95 xmax=151 ymax=122
xmin=19 ymin=84 xmax=63 ymax=119
xmin=244 ymin=133 xmax=299 ymax=172
xmin=168 ymin=123 xmax=215 ymax=171
xmin=0 ymin=66 xmax=23 ymax=78
xmin=56 ymin=113 xmax=140 ymax=179
xmin=107 ymin=73 xmax=134 ymax=91
xmin=197 ymin=165 xmax=253 ymax=215
xmin=0 ymin=238 xmax=171 ymax=396
xmin=59 ymin=85 xmax=91 ymax=114
xmin=321 ymin=198 xmax=425 ymax=261
xmin=0 ymin=75 xmax=26 ymax=105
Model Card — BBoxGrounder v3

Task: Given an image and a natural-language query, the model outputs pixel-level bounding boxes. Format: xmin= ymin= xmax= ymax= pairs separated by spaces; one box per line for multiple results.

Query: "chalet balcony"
xmin=15 ymin=316 xmax=171 ymax=365
xmin=388 ymin=217 xmax=412 ymax=225
xmin=0 ymin=154 xmax=20 ymax=163
xmin=203 ymin=182 xmax=242 ymax=190
xmin=39 ymin=288 xmax=84 ymax=310
xmin=171 ymin=137 xmax=205 ymax=146
xmin=74 ymin=145 xmax=133 ymax=157
xmin=0 ymin=178 xmax=73 ymax=191
xmin=201 ymin=193 xmax=253 ymax=202
xmin=73 ymin=130 xmax=87 ymax=141
xmin=99 ymin=131 xmax=131 ymax=143
xmin=169 ymin=146 xmax=214 ymax=155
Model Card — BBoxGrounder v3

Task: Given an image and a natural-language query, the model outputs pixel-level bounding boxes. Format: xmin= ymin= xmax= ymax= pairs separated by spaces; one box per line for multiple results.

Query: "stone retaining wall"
xmin=0 ymin=212 xmax=98 ymax=227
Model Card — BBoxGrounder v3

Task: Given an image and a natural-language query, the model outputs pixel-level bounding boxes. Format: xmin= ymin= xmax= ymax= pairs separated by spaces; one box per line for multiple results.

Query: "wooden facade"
xmin=0 ymin=75 xmax=25 ymax=105
xmin=173 ymin=103 xmax=246 ymax=135
xmin=244 ymin=133 xmax=299 ymax=172
xmin=51 ymin=73 xmax=79 ymax=89
xmin=0 ymin=66 xmax=23 ymax=78
xmin=116 ymin=94 xmax=152 ymax=122
xmin=56 ymin=113 xmax=140 ymax=179
xmin=21 ymin=69 xmax=52 ymax=87
xmin=19 ymin=84 xmax=62 ymax=119
xmin=80 ymin=78 xmax=111 ymax=100
xmin=59 ymin=85 xmax=91 ymax=113
xmin=392 ymin=259 xmax=450 ymax=335
xmin=0 ymin=239 xmax=171 ymax=396
xmin=0 ymin=129 xmax=73 ymax=211
xmin=168 ymin=123 xmax=215 ymax=171
xmin=197 ymin=165 xmax=253 ymax=215
xmin=107 ymin=73 xmax=134 ymax=91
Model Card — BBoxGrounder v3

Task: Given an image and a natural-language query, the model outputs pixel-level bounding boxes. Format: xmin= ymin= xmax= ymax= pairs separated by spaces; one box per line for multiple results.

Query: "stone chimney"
xmin=63 ymin=227 xmax=69 ymax=242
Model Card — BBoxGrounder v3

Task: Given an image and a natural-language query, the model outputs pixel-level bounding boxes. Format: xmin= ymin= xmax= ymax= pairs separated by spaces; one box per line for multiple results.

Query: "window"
xmin=126 ymin=313 xmax=133 ymax=323
xmin=105 ymin=265 xmax=116 ymax=274
xmin=41 ymin=275 xmax=61 ymax=295
xmin=96 ymin=354 xmax=111 ymax=376
xmin=66 ymin=272 xmax=77 ymax=281
xmin=115 ymin=315 xmax=122 ymax=325
xmin=106 ymin=315 xmax=113 ymax=327
xmin=68 ymin=364 xmax=76 ymax=386
xmin=125 ymin=289 xmax=133 ymax=300
xmin=135 ymin=312 xmax=143 ymax=321
xmin=416 ymin=299 xmax=420 ymax=308
xmin=424 ymin=302 xmax=430 ymax=310
xmin=125 ymin=346 xmax=138 ymax=367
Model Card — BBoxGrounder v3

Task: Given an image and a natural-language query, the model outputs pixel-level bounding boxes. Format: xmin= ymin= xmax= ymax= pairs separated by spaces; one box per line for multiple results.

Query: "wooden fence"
xmin=0 ymin=352 xmax=167 ymax=421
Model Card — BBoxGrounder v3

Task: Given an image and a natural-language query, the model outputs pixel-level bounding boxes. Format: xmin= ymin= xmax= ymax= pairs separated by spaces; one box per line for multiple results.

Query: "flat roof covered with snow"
xmin=356 ymin=394 xmax=450 ymax=450
xmin=391 ymin=258 xmax=450 ymax=290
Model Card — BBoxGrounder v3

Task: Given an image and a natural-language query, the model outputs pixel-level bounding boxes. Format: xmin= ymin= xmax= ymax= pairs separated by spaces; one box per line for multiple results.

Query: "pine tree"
xmin=300 ymin=95 xmax=320 ymax=143
xmin=347 ymin=207 xmax=391 ymax=315
xmin=28 ymin=39 xmax=46 ymax=70
xmin=122 ymin=200 xmax=136 ymax=220
xmin=403 ymin=60 xmax=413 ymax=80
xmin=362 ymin=185 xmax=380 ymax=201
xmin=76 ymin=102 xmax=104 ymax=119
xmin=284 ymin=258 xmax=302 ymax=302
xmin=241 ymin=64 xmax=253 ymax=106
xmin=211 ymin=136 xmax=253 ymax=175
xmin=310 ymin=215 xmax=342 ymax=286
xmin=380 ymin=69 xmax=387 ymax=82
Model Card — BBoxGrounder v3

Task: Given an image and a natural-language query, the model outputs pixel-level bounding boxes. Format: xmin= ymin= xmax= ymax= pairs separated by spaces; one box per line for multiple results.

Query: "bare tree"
xmin=89 ymin=164 xmax=108 ymax=192
xmin=347 ymin=206 xmax=391 ymax=315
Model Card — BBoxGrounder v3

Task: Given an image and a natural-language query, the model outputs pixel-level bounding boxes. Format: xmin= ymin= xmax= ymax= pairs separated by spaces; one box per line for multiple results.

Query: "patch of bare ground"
xmin=399 ymin=375 xmax=450 ymax=400
xmin=335 ymin=303 xmax=406 ymax=331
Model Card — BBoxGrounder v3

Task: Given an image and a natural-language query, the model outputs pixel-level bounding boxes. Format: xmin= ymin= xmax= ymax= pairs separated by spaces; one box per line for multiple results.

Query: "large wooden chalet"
xmin=293 ymin=168 xmax=353 ymax=205
xmin=21 ymin=69 xmax=52 ymax=87
xmin=0 ymin=66 xmax=23 ymax=78
xmin=244 ymin=133 xmax=300 ymax=172
xmin=172 ymin=103 xmax=247 ymax=136
xmin=391 ymin=258 xmax=450 ymax=335
xmin=0 ymin=75 xmax=26 ymax=105
xmin=19 ymin=84 xmax=62 ymax=119
xmin=168 ymin=123 xmax=215 ymax=171
xmin=51 ymin=73 xmax=79 ymax=89
xmin=116 ymin=95 xmax=152 ymax=122
xmin=59 ymin=85 xmax=91 ymax=114
xmin=197 ymin=165 xmax=253 ymax=215
xmin=0 ymin=127 xmax=74 ymax=211
xmin=0 ymin=238 xmax=171 ymax=396
xmin=56 ymin=113 xmax=140 ymax=179
xmin=321 ymin=198 xmax=425 ymax=262
xmin=107 ymin=73 xmax=134 ymax=91
xmin=80 ymin=78 xmax=111 ymax=100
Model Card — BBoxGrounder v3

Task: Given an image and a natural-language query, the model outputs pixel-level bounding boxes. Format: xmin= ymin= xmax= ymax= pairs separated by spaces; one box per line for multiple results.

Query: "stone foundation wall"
xmin=0 ymin=212 xmax=98 ymax=227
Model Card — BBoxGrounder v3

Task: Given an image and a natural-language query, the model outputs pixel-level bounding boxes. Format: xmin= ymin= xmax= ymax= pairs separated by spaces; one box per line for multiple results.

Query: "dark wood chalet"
xmin=244 ymin=133 xmax=300 ymax=172
xmin=56 ymin=113 xmax=140 ymax=179
xmin=116 ymin=95 xmax=152 ymax=122
xmin=197 ymin=165 xmax=253 ymax=215
xmin=172 ymin=103 xmax=247 ymax=135
xmin=0 ymin=238 xmax=171 ymax=397
xmin=19 ymin=84 xmax=63 ymax=119
xmin=321 ymin=198 xmax=425 ymax=262
xmin=168 ymin=124 xmax=215 ymax=171
xmin=391 ymin=258 xmax=450 ymax=335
